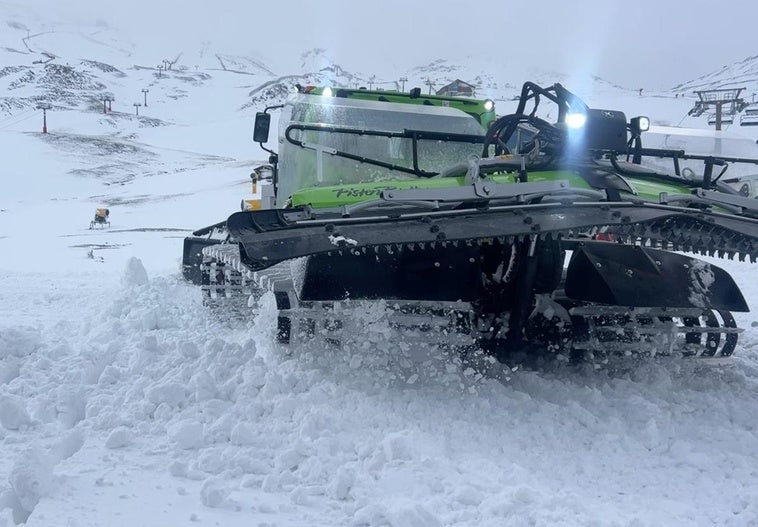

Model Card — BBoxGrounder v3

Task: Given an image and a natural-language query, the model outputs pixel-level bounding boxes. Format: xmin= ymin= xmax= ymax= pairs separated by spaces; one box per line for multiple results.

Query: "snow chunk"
xmin=195 ymin=448 xmax=225 ymax=474
xmin=0 ymin=360 xmax=21 ymax=385
xmin=230 ymin=422 xmax=256 ymax=446
xmin=122 ymin=257 xmax=149 ymax=287
xmin=200 ymin=478 xmax=229 ymax=508
xmin=0 ymin=488 xmax=23 ymax=525
xmin=146 ymin=383 xmax=187 ymax=408
xmin=97 ymin=365 xmax=122 ymax=385
xmin=453 ymin=485 xmax=484 ymax=506
xmin=9 ymin=448 xmax=54 ymax=513
xmin=169 ymin=420 xmax=204 ymax=450
xmin=326 ymin=467 xmax=354 ymax=500
xmin=381 ymin=431 xmax=414 ymax=462
xmin=105 ymin=426 xmax=134 ymax=449
xmin=179 ymin=341 xmax=201 ymax=359
xmin=354 ymin=503 xmax=442 ymax=527
xmin=328 ymin=234 xmax=358 ymax=247
xmin=687 ymin=260 xmax=716 ymax=307
xmin=189 ymin=372 xmax=217 ymax=402
xmin=274 ymin=447 xmax=304 ymax=472
xmin=205 ymin=413 xmax=236 ymax=444
xmin=0 ymin=396 xmax=31 ymax=430
xmin=169 ymin=461 xmax=193 ymax=479
xmin=56 ymin=387 xmax=87 ymax=428
xmin=0 ymin=327 xmax=41 ymax=359
xmin=386 ymin=504 xmax=442 ymax=527
xmin=261 ymin=473 xmax=280 ymax=493
xmin=52 ymin=429 xmax=85 ymax=461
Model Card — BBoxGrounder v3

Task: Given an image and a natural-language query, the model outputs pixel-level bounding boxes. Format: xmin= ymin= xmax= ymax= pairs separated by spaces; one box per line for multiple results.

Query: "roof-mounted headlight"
xmin=566 ymin=112 xmax=587 ymax=129
xmin=630 ymin=116 xmax=650 ymax=134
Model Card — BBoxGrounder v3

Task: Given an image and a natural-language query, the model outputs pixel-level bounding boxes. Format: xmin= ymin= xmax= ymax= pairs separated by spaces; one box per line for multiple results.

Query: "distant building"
xmin=436 ymin=79 xmax=476 ymax=97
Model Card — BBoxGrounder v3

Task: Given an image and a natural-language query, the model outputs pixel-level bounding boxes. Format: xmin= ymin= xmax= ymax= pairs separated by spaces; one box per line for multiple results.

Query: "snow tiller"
xmin=183 ymin=82 xmax=758 ymax=362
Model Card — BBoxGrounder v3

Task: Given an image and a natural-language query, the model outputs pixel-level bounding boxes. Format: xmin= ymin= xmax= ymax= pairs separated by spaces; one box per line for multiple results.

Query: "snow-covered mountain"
xmin=674 ymin=54 xmax=758 ymax=98
xmin=1 ymin=7 xmax=653 ymax=121
xmin=9 ymin=7 xmax=758 ymax=143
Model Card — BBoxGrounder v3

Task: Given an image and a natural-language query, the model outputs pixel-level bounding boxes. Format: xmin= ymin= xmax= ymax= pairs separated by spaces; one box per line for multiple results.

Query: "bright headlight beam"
xmin=322 ymin=87 xmax=333 ymax=97
xmin=484 ymin=99 xmax=494 ymax=112
xmin=566 ymin=113 xmax=587 ymax=129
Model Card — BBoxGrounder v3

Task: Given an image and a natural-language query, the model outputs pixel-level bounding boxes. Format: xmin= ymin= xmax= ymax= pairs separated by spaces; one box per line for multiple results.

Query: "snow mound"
xmin=122 ymin=257 xmax=149 ymax=287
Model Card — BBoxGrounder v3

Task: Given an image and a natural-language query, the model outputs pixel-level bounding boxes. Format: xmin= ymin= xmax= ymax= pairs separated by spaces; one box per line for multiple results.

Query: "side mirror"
xmin=253 ymin=112 xmax=271 ymax=143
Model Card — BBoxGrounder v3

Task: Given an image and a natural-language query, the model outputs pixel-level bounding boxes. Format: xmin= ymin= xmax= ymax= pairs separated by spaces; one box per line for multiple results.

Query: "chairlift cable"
xmin=0 ymin=111 xmax=39 ymax=130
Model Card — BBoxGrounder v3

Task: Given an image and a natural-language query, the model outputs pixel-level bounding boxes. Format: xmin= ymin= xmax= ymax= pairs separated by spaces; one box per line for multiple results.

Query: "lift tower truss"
xmin=689 ymin=87 xmax=748 ymax=131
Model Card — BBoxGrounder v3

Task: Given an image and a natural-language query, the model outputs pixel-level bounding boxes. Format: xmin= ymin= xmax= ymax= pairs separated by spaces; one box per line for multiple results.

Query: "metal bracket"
xmin=694 ymin=189 xmax=758 ymax=215
xmin=381 ymin=179 xmax=574 ymax=203
xmin=301 ymin=142 xmax=338 ymax=183
xmin=464 ymin=156 xmax=481 ymax=185
xmin=660 ymin=189 xmax=758 ymax=216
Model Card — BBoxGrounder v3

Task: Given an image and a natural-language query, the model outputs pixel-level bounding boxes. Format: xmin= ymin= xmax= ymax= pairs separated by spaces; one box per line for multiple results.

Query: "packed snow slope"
xmin=3 ymin=10 xmax=758 ymax=527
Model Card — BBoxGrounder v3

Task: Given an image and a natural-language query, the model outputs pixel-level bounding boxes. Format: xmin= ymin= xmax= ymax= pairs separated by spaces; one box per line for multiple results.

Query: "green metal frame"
xmin=281 ymin=85 xmax=715 ymax=212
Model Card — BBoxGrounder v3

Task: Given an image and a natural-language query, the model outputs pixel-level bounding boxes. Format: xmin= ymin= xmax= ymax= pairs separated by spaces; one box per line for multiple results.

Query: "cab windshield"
xmin=276 ymin=94 xmax=486 ymax=205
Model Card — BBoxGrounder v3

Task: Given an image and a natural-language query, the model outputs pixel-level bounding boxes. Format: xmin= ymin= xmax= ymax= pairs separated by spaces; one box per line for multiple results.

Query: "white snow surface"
xmin=2 ymin=19 xmax=758 ymax=527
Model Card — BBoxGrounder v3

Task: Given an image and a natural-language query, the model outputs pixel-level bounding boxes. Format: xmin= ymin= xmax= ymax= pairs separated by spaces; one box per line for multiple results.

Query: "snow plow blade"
xmin=225 ymin=200 xmax=758 ymax=273
xmin=182 ymin=221 xmax=227 ymax=284
xmin=183 ymin=237 xmax=219 ymax=284
xmin=565 ymin=240 xmax=748 ymax=311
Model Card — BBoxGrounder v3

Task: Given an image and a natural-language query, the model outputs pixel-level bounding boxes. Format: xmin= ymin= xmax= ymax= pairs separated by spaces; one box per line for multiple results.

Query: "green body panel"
xmin=515 ymin=170 xmax=592 ymax=190
xmin=626 ymin=178 xmax=691 ymax=200
xmin=291 ymin=171 xmax=587 ymax=208
xmin=289 ymin=167 xmax=693 ymax=209
xmin=292 ymin=179 xmax=463 ymax=208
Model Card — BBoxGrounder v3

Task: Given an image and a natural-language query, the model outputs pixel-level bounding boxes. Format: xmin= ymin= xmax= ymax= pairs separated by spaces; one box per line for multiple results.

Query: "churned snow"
xmin=1 ymin=130 xmax=757 ymax=527
xmin=2 ymin=12 xmax=758 ymax=527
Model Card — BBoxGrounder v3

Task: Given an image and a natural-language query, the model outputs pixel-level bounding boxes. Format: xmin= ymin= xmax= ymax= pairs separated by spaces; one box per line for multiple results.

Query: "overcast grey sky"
xmin=9 ymin=0 xmax=758 ymax=89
